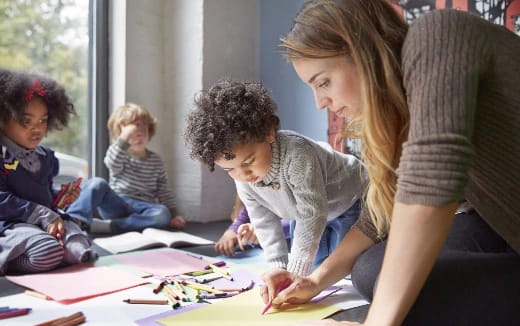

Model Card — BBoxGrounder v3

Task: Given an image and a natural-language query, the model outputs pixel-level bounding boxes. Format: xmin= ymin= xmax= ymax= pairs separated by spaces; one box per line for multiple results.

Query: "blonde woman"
xmin=261 ymin=0 xmax=520 ymax=325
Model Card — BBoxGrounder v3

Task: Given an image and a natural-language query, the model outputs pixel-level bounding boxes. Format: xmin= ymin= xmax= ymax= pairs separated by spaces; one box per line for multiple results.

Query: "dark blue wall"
xmin=260 ymin=0 xmax=327 ymax=142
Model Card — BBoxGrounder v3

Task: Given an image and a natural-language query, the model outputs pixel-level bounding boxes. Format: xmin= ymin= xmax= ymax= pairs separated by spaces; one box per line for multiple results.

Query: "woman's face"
xmin=292 ymin=56 xmax=362 ymax=120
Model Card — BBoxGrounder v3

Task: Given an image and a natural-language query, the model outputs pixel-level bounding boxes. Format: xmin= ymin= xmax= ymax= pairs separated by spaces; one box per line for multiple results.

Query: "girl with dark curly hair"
xmin=185 ymin=79 xmax=367 ymax=276
xmin=0 ymin=68 xmax=95 ymax=275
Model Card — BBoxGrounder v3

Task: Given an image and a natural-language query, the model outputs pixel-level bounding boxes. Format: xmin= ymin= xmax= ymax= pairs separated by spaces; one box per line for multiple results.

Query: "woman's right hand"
xmin=214 ymin=229 xmax=238 ymax=256
xmin=261 ymin=268 xmax=320 ymax=309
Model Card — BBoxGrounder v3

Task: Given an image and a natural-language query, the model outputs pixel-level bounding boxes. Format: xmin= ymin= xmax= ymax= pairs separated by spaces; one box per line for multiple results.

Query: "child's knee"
xmin=85 ymin=177 xmax=109 ymax=192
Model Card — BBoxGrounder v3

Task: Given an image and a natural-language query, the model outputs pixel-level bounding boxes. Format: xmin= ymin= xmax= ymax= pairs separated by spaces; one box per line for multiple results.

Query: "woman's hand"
xmin=237 ymin=223 xmax=258 ymax=250
xmin=261 ymin=268 xmax=320 ymax=309
xmin=214 ymin=229 xmax=238 ymax=256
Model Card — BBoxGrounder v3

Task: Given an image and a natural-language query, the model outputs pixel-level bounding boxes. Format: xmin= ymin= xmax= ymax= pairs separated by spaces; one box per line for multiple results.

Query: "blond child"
xmin=67 ymin=103 xmax=185 ymax=233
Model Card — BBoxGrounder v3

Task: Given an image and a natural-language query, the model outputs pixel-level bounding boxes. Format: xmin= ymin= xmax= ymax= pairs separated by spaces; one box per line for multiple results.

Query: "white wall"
xmin=109 ymin=0 xmax=260 ymax=222
xmin=200 ymin=0 xmax=260 ymax=222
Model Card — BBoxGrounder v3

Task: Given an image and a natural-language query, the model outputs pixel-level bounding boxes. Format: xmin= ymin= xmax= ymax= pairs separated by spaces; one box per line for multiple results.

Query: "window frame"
xmin=88 ymin=0 xmax=110 ymax=179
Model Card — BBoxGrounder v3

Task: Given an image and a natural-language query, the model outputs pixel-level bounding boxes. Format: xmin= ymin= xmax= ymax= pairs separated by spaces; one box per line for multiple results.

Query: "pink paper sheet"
xmin=115 ymin=249 xmax=210 ymax=277
xmin=6 ymin=263 xmax=148 ymax=303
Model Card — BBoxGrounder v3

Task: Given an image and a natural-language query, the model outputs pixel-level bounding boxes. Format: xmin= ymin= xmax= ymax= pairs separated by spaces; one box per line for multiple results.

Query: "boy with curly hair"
xmin=0 ymin=68 xmax=95 ymax=274
xmin=185 ymin=79 xmax=367 ymax=276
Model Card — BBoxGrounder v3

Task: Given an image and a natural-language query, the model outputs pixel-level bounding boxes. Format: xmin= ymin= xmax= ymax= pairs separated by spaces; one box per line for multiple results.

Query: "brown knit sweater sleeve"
xmin=396 ymin=10 xmax=490 ymax=206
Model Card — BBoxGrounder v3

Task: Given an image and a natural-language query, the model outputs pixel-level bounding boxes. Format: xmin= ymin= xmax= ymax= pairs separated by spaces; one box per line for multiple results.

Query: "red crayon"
xmin=0 ymin=308 xmax=31 ymax=319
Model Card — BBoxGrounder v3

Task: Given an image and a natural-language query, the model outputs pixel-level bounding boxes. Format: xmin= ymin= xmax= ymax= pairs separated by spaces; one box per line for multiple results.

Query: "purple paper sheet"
xmin=310 ymin=286 xmax=341 ymax=302
xmin=135 ymin=303 xmax=207 ymax=326
xmin=207 ymin=268 xmax=262 ymax=290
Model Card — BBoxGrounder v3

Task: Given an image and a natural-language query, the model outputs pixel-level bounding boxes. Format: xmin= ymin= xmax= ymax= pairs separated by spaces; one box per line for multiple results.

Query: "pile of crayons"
xmin=123 ymin=261 xmax=255 ymax=309
xmin=51 ymin=178 xmax=82 ymax=210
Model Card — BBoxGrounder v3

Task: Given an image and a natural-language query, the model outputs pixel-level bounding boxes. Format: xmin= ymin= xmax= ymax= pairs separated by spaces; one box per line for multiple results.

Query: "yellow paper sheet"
xmin=156 ymin=287 xmax=341 ymax=326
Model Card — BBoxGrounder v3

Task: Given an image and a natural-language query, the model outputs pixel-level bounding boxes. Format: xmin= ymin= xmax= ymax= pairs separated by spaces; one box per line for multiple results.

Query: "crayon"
xmin=153 ymin=280 xmax=167 ymax=294
xmin=35 ymin=312 xmax=84 ymax=326
xmin=186 ymin=269 xmax=213 ymax=276
xmin=185 ymin=252 xmax=203 ymax=260
xmin=123 ymin=299 xmax=168 ymax=305
xmin=0 ymin=308 xmax=31 ymax=320
xmin=25 ymin=290 xmax=51 ymax=300
xmin=209 ymin=263 xmax=233 ymax=281
xmin=201 ymin=275 xmax=223 ymax=283
xmin=204 ymin=260 xmax=226 ymax=269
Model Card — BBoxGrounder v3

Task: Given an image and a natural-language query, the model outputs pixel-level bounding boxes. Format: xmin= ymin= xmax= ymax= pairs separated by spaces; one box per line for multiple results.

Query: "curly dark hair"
xmin=185 ymin=79 xmax=280 ymax=171
xmin=0 ymin=68 xmax=75 ymax=131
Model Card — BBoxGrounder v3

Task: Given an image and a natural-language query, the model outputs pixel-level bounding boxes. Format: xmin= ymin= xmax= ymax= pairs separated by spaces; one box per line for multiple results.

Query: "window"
xmin=0 ymin=0 xmax=91 ymax=183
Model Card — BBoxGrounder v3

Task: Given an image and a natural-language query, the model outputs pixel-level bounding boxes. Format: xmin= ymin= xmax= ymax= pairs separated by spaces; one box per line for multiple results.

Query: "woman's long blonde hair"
xmin=281 ymin=0 xmax=409 ymax=236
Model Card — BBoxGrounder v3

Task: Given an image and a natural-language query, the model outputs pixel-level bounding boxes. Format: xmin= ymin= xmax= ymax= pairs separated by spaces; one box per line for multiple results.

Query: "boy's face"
xmin=214 ymin=132 xmax=275 ymax=184
xmin=3 ymin=98 xmax=48 ymax=149
xmin=126 ymin=120 xmax=150 ymax=155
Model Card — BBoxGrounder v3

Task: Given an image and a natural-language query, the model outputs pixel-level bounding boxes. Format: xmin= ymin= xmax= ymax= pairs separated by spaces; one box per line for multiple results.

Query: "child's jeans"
xmin=290 ymin=199 xmax=361 ymax=271
xmin=66 ymin=177 xmax=171 ymax=233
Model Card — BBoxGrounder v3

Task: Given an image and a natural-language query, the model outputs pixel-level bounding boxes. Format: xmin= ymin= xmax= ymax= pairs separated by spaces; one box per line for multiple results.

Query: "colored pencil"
xmin=0 ymin=308 xmax=31 ymax=320
xmin=35 ymin=312 xmax=83 ymax=326
xmin=25 ymin=289 xmax=51 ymax=300
xmin=123 ymin=299 xmax=168 ymax=305
xmin=261 ymin=279 xmax=292 ymax=315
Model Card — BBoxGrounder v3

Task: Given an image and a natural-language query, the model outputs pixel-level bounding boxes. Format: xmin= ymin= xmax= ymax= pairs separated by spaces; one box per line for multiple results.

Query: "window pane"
xmin=0 ymin=0 xmax=90 ymax=182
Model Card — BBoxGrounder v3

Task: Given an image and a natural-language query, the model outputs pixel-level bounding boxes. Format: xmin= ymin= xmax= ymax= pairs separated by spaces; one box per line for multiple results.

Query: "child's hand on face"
xmin=169 ymin=215 xmax=186 ymax=229
xmin=237 ymin=223 xmax=258 ymax=251
xmin=119 ymin=123 xmax=138 ymax=143
xmin=215 ymin=229 xmax=238 ymax=257
xmin=46 ymin=216 xmax=65 ymax=245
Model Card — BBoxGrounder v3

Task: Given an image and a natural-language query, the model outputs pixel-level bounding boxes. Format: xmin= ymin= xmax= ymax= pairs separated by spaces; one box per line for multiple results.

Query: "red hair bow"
xmin=24 ymin=80 xmax=46 ymax=100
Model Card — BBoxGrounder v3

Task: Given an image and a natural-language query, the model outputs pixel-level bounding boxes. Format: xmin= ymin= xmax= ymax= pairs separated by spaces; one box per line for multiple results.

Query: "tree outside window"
xmin=0 ymin=0 xmax=89 ymax=162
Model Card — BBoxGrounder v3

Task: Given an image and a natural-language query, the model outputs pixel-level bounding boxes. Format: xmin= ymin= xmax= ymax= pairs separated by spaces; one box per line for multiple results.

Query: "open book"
xmin=93 ymin=228 xmax=214 ymax=254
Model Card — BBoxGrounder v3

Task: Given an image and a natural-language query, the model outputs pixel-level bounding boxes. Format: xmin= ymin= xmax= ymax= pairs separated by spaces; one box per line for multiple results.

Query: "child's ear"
xmin=267 ymin=129 xmax=276 ymax=144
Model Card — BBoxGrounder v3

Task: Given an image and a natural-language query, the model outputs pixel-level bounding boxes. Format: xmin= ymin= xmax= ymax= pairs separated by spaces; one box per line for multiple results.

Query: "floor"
xmin=0 ymin=220 xmax=369 ymax=322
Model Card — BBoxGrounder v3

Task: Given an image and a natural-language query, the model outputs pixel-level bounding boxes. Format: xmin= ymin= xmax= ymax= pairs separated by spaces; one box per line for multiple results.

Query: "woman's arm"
xmin=308 ymin=227 xmax=374 ymax=290
xmin=363 ymin=201 xmax=458 ymax=326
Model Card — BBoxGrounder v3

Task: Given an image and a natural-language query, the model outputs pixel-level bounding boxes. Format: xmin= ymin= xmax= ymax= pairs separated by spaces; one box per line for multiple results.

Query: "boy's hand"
xmin=237 ymin=223 xmax=258 ymax=251
xmin=215 ymin=229 xmax=238 ymax=256
xmin=46 ymin=216 xmax=65 ymax=245
xmin=119 ymin=123 xmax=138 ymax=142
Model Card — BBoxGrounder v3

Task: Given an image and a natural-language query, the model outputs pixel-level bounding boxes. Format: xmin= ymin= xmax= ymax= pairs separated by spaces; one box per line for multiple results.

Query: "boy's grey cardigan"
xmin=236 ymin=130 xmax=367 ymax=276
